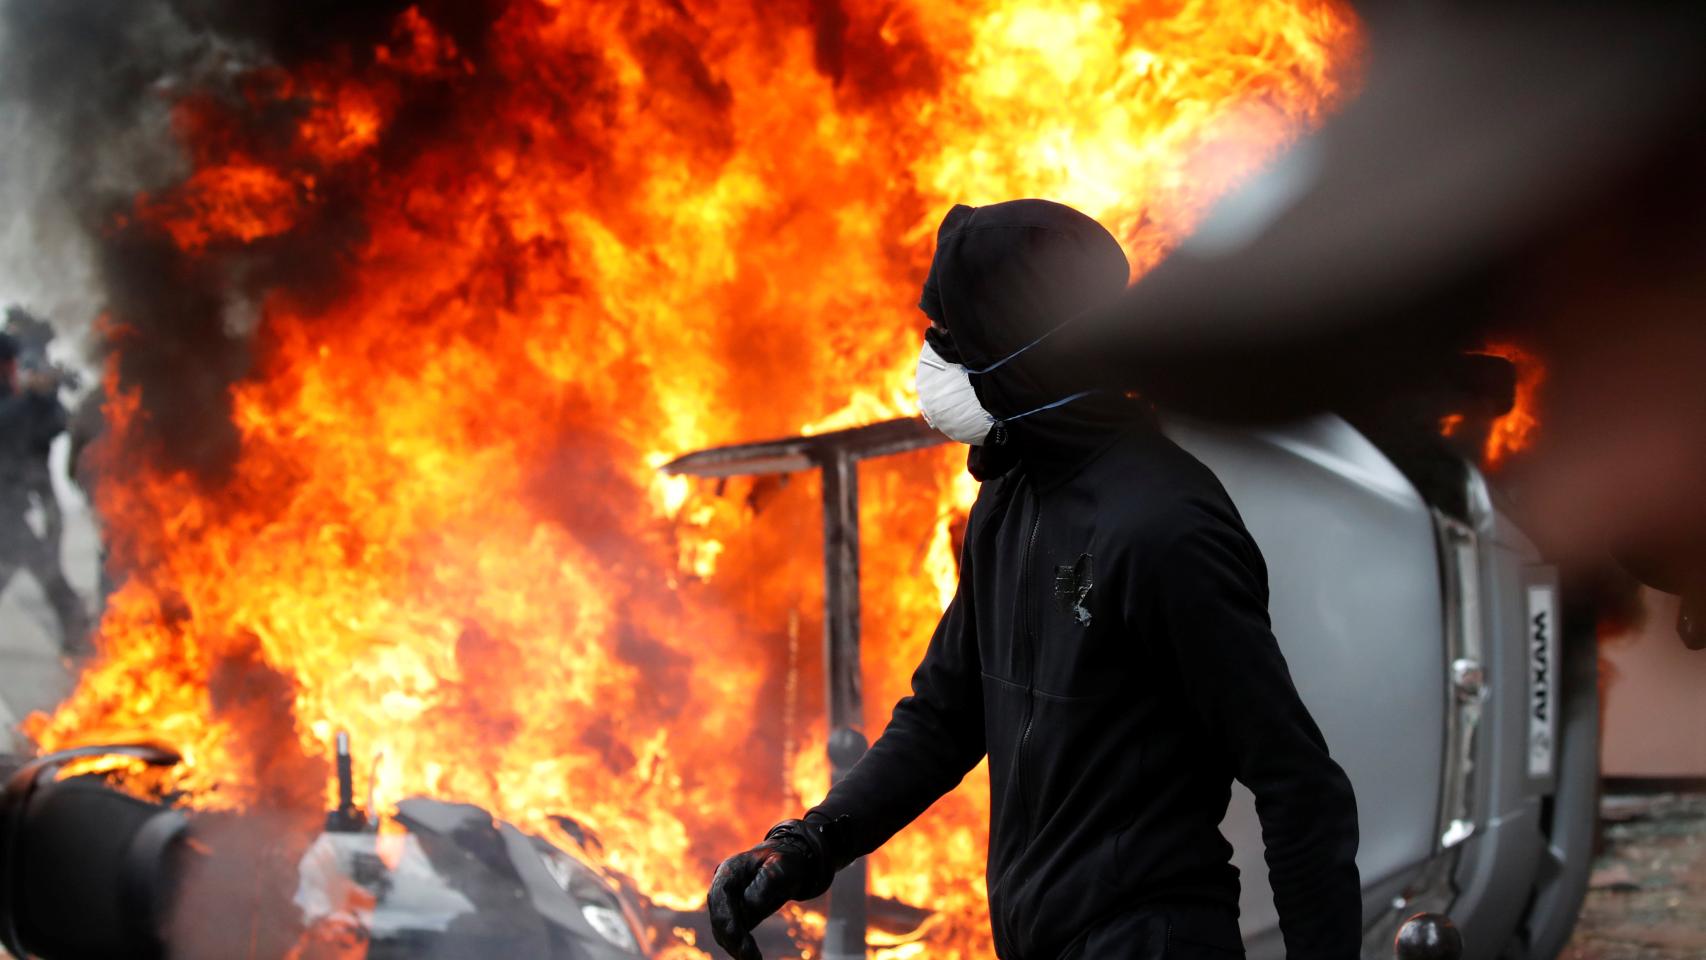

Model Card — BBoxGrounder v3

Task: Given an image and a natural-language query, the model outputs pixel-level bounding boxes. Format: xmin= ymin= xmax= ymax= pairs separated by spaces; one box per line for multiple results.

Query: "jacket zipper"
xmin=1014 ymin=492 xmax=1042 ymax=839
xmin=999 ymin=490 xmax=1044 ymax=958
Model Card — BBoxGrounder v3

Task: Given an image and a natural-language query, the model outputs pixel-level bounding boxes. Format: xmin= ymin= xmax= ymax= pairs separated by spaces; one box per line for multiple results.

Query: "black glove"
xmin=706 ymin=819 xmax=836 ymax=960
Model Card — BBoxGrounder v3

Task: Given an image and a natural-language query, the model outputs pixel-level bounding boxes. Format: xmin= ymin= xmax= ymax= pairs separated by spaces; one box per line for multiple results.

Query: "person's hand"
xmin=706 ymin=821 xmax=831 ymax=960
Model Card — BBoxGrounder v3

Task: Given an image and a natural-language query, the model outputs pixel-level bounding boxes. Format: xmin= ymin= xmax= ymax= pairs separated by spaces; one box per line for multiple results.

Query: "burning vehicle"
xmin=294 ymin=798 xmax=651 ymax=960
xmin=0 ymin=741 xmax=657 ymax=960
xmin=0 ymin=736 xmax=946 ymax=959
xmin=293 ymin=734 xmax=653 ymax=960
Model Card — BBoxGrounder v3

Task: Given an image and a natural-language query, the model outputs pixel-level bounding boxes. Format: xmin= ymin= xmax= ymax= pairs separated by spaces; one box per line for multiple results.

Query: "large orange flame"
xmin=30 ymin=2 xmax=1360 ymax=956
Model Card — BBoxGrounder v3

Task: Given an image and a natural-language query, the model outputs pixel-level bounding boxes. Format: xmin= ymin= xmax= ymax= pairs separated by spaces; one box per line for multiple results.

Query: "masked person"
xmin=5 ymin=308 xmax=72 ymax=579
xmin=0 ymin=332 xmax=88 ymax=653
xmin=707 ymin=200 xmax=1361 ymax=960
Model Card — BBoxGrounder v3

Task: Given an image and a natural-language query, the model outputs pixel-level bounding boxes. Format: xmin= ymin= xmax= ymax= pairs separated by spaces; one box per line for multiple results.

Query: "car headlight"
xmin=537 ymin=847 xmax=641 ymax=954
xmin=580 ymin=902 xmax=640 ymax=953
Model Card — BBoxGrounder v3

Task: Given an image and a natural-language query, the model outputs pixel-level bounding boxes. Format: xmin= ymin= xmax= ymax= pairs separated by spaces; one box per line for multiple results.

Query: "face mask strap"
xmin=963 ymin=328 xmax=1049 ymax=375
xmin=960 ymin=310 xmax=1084 ymax=376
xmin=995 ymin=389 xmax=1097 ymax=427
xmin=960 ymin=318 xmax=1097 ymax=429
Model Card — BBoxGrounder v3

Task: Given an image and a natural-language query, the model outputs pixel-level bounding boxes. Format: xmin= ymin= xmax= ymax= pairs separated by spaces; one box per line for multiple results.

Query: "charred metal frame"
xmin=664 ymin=416 xmax=946 ymax=960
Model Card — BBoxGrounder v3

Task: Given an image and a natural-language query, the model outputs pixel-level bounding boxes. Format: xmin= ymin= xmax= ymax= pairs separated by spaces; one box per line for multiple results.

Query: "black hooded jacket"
xmin=0 ymin=341 xmax=65 ymax=489
xmin=807 ymin=201 xmax=1362 ymax=959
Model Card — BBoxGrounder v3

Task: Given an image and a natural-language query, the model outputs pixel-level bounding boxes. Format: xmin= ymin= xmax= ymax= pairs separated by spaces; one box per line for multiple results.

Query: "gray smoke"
xmin=0 ymin=1 xmax=203 ymax=365
xmin=1 ymin=0 xmax=250 ymax=477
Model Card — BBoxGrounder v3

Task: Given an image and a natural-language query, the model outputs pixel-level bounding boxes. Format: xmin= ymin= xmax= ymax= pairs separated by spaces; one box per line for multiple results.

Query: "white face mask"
xmin=916 ymin=339 xmax=995 ymax=445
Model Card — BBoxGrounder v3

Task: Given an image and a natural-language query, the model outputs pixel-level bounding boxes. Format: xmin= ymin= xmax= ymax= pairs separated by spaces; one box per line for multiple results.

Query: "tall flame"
xmin=31 ymin=1 xmax=1360 ymax=955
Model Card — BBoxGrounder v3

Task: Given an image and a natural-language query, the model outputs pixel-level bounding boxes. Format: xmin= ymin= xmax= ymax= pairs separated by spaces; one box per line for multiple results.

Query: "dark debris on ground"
xmin=1564 ymin=793 xmax=1706 ymax=960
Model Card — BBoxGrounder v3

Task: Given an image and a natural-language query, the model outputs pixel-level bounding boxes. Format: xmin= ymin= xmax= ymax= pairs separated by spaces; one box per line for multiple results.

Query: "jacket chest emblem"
xmin=1053 ymin=553 xmax=1095 ymax=626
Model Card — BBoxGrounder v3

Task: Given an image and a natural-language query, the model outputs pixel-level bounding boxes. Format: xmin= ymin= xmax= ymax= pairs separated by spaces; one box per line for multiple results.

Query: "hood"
xmin=919 ymin=199 xmax=1140 ymax=480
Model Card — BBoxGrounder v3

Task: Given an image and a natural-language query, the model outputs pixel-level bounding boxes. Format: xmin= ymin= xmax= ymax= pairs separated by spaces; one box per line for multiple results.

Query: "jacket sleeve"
xmin=33 ymin=396 xmax=69 ymax=449
xmin=1149 ymin=504 xmax=1362 ymax=960
xmin=806 ymin=538 xmax=986 ymax=866
xmin=0 ymin=392 xmax=39 ymax=433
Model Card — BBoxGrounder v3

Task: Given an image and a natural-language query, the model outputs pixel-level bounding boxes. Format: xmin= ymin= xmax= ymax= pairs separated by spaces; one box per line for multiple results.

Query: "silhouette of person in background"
xmin=0 ymin=326 xmax=88 ymax=653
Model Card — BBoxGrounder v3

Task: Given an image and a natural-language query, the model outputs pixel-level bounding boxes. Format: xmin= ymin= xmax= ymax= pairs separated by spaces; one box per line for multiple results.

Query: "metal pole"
xmin=819 ymin=449 xmax=867 ymax=960
xmin=661 ymin=420 xmax=944 ymax=960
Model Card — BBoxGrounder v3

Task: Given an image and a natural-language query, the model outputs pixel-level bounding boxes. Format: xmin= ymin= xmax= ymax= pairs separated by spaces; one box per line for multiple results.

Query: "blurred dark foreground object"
xmin=1395 ymin=913 xmax=1463 ymax=960
xmin=1062 ymin=2 xmax=1706 ymax=418
xmin=0 ymin=744 xmax=186 ymax=960
xmin=1051 ymin=2 xmax=1706 ymax=627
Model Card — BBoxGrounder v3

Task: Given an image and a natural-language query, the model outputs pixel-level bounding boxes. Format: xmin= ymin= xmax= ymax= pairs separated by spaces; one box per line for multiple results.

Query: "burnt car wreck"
xmin=0 ymin=739 xmax=658 ymax=960
xmin=0 ymin=737 xmax=949 ymax=960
